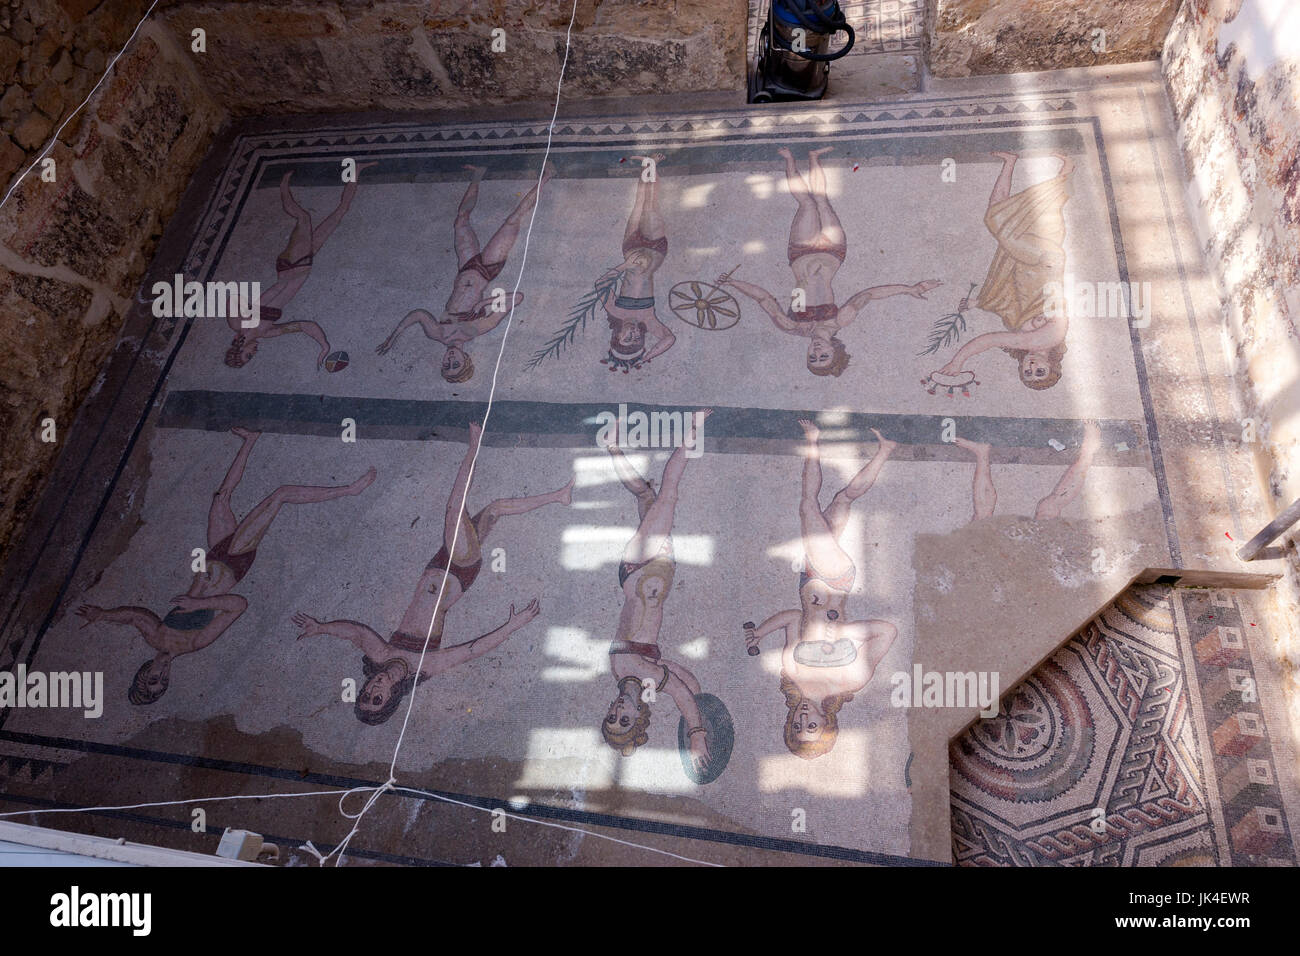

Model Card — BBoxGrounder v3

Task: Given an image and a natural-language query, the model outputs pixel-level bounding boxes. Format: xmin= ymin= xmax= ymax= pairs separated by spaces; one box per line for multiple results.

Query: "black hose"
xmin=775 ymin=0 xmax=855 ymax=61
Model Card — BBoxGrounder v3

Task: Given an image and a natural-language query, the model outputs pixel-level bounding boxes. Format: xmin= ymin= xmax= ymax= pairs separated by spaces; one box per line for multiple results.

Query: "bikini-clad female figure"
xmin=743 ymin=419 xmax=898 ymax=759
xmin=719 ymin=147 xmax=940 ymax=377
xmin=601 ymin=414 xmax=716 ymax=776
xmin=377 ymin=164 xmax=554 ymax=384
xmin=595 ymin=154 xmax=676 ymax=373
xmin=225 ymin=165 xmax=376 ymax=370
xmin=293 ymin=422 xmax=573 ymax=725
xmin=76 ymin=427 xmax=376 ymax=704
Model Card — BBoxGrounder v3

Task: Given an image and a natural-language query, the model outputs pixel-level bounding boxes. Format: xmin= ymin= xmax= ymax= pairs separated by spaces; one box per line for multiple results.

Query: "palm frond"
xmin=525 ymin=268 xmax=622 ymax=371
xmin=918 ymin=310 xmax=967 ymax=356
xmin=917 ymin=281 xmax=979 ymax=357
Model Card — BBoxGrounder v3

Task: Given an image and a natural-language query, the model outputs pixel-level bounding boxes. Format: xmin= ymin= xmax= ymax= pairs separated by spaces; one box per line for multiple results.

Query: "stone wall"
xmin=0 ymin=3 xmax=227 ymax=570
xmin=156 ymin=0 xmax=750 ymax=115
xmin=929 ymin=0 xmax=1180 ymax=77
xmin=1163 ymin=0 xmax=1300 ymax=524
xmin=1 ymin=0 xmax=146 ymax=188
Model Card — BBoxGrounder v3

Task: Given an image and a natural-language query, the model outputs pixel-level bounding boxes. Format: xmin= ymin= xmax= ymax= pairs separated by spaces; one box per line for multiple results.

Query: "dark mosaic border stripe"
xmin=0 ymin=730 xmax=940 ymax=867
xmin=157 ymin=389 xmax=1151 ymax=463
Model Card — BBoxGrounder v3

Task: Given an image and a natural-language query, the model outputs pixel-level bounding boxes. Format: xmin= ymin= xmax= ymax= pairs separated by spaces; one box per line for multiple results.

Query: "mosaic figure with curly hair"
xmin=718 ymin=146 xmax=939 ymax=377
xmin=933 ymin=151 xmax=1074 ymax=391
xmin=601 ymin=415 xmax=716 ymax=776
xmin=594 ymin=154 xmax=678 ymax=373
xmin=744 ymin=420 xmax=898 ymax=759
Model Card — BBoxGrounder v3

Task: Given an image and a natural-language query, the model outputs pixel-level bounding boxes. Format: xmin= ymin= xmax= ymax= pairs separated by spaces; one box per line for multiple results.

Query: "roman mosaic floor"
xmin=1 ymin=62 xmax=1297 ymax=865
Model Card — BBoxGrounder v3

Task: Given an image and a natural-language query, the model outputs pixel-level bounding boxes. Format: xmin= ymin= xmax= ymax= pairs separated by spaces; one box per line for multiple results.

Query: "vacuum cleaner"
xmin=748 ymin=0 xmax=855 ymax=103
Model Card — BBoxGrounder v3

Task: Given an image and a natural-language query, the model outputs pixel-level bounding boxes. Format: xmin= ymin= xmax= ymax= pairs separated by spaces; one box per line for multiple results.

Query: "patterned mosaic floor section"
xmin=0 ymin=71 xmax=1282 ymax=866
xmin=950 ymin=586 xmax=1298 ymax=866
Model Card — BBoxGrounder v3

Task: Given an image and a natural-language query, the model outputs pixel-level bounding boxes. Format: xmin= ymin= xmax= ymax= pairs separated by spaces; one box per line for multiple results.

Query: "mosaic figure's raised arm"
xmin=429 ymin=599 xmax=540 ymax=675
xmin=722 ymin=276 xmax=793 ymax=331
xmin=293 ymin=614 xmax=388 ymax=661
xmin=839 ymin=280 xmax=942 ymax=326
xmin=745 ymin=609 xmax=800 ymax=652
xmin=662 ymin=667 xmax=709 ymax=774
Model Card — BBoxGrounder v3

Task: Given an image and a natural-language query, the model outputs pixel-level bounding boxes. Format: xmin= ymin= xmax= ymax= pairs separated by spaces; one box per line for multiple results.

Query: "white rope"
xmin=344 ymin=0 xmax=585 ymax=865
xmin=0 ymin=779 xmax=723 ymax=866
xmin=0 ymin=786 xmax=352 ymax=819
xmin=0 ymin=0 xmax=161 ymax=211
xmin=305 ymin=777 xmax=396 ymax=867
xmin=393 ymin=787 xmax=724 ymax=867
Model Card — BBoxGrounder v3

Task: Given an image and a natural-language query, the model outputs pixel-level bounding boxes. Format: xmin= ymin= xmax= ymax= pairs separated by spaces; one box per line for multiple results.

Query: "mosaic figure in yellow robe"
xmin=937 ymin=151 xmax=1074 ymax=390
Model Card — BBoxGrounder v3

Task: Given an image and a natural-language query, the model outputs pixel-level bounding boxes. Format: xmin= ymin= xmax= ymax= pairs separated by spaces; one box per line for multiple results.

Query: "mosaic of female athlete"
xmin=225 ymin=165 xmax=376 ymax=370
xmin=376 ymin=163 xmax=554 ymax=383
xmin=601 ymin=414 xmax=717 ymax=776
xmin=743 ymin=420 xmax=898 ymax=759
xmin=719 ymin=147 xmax=940 ymax=377
xmin=596 ymin=154 xmax=676 ymax=372
xmin=75 ymin=428 xmax=376 ymax=705
xmin=293 ymin=422 xmax=573 ymax=725
xmin=934 ymin=151 xmax=1074 ymax=390
xmin=952 ymin=422 xmax=1101 ymax=522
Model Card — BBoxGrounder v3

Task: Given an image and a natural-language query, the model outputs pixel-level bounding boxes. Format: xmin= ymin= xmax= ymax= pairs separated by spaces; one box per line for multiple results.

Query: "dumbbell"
xmin=744 ymin=621 xmax=759 ymax=656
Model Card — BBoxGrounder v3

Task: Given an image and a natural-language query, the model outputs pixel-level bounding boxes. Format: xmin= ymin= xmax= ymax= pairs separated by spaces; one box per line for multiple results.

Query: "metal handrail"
xmin=1238 ymin=497 xmax=1300 ymax=561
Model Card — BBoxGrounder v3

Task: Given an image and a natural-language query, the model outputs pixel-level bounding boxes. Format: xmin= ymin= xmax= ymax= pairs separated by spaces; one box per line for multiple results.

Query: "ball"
xmin=324 ymin=350 xmax=349 ymax=372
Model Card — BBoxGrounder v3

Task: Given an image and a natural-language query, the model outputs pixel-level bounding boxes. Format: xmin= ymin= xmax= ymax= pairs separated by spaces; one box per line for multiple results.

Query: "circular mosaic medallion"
xmin=951 ymin=659 xmax=1095 ymax=803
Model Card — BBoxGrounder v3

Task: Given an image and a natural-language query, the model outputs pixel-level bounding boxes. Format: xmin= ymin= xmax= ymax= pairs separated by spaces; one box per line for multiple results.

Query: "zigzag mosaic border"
xmin=183 ymin=91 xmax=1081 ymax=310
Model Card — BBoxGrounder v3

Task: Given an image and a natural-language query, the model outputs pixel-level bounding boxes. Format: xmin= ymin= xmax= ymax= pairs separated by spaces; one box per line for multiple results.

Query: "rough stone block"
xmin=329 ymin=32 xmax=445 ymax=102
xmin=188 ymin=33 xmax=338 ymax=113
xmin=32 ymin=80 xmax=63 ymax=118
xmin=10 ymin=13 xmax=35 ymax=46
xmin=13 ymin=111 xmax=52 ymax=150
xmin=157 ymin=0 xmax=745 ymax=113
xmin=0 ymin=84 xmax=32 ymax=120
xmin=342 ymin=1 xmax=428 ymax=34
xmin=57 ymin=0 xmax=102 ymax=20
xmin=75 ymin=46 xmax=107 ymax=74
xmin=25 ymin=182 xmax=128 ymax=284
xmin=930 ymin=0 xmax=1180 ymax=78
xmin=0 ymin=271 xmax=93 ymax=392
xmin=0 ymin=35 xmax=21 ymax=81
xmin=429 ymin=28 xmax=559 ymax=101
xmin=0 ymin=134 xmax=24 ymax=185
xmin=49 ymin=48 xmax=74 ymax=84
